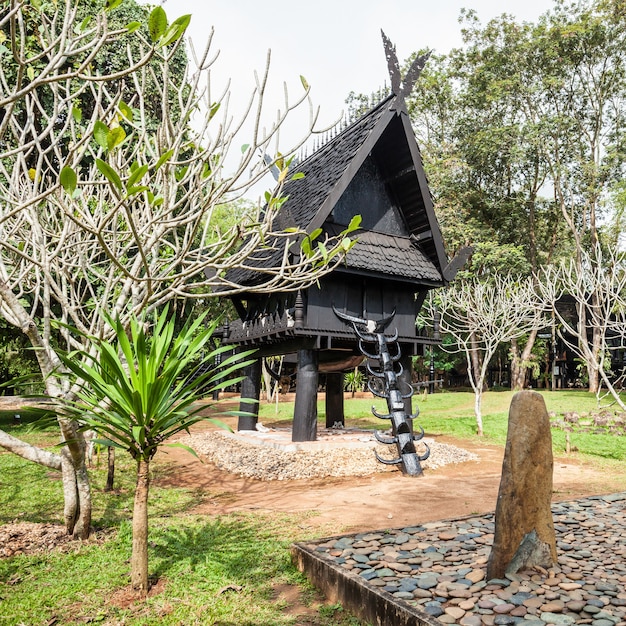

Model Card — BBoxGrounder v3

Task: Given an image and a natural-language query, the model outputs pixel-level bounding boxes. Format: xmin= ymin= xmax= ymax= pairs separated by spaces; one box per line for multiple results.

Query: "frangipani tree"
xmin=433 ymin=274 xmax=547 ymax=435
xmin=540 ymin=245 xmax=626 ymax=410
xmin=0 ymin=0 xmax=355 ymax=537
xmin=58 ymin=307 xmax=251 ymax=593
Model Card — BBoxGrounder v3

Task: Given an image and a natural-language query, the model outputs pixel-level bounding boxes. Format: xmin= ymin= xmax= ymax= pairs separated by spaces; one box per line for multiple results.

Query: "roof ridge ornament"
xmin=381 ymin=30 xmax=431 ymax=99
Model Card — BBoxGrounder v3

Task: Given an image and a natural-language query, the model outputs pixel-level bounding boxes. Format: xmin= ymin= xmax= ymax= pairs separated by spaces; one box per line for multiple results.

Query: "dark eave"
xmin=324 ymin=226 xmax=443 ymax=285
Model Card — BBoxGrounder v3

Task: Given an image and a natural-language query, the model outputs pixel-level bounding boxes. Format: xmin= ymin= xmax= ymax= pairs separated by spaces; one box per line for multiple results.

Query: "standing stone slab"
xmin=486 ymin=391 xmax=557 ymax=579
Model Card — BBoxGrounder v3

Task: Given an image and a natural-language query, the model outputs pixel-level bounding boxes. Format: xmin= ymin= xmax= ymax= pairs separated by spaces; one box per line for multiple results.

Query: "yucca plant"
xmin=58 ymin=307 xmax=253 ymax=593
xmin=344 ymin=367 xmax=365 ymax=398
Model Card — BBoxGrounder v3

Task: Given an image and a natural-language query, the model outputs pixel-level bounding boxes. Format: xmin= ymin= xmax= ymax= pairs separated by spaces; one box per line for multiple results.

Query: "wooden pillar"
xmin=238 ymin=357 xmax=261 ymax=431
xmin=292 ymin=349 xmax=318 ymax=441
xmin=398 ymin=350 xmax=414 ymax=431
xmin=325 ymin=372 xmax=345 ymax=428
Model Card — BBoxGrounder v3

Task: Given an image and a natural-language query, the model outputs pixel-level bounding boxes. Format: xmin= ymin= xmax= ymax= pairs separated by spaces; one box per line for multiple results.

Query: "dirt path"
xmin=3 ymin=395 xmax=623 ymax=535
xmin=156 ymin=416 xmax=626 ymax=535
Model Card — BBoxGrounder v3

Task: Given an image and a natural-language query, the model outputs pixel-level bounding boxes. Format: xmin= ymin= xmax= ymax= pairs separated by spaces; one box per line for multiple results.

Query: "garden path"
xmin=157 ymin=402 xmax=626 ymax=535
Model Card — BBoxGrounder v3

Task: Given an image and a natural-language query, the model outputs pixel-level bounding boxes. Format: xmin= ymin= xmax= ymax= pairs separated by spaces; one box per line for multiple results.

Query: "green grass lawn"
xmin=259 ymin=389 xmax=626 ymax=460
xmin=0 ymin=389 xmax=624 ymax=625
xmin=0 ymin=510 xmax=359 ymax=625
xmin=0 ymin=407 xmax=362 ymax=626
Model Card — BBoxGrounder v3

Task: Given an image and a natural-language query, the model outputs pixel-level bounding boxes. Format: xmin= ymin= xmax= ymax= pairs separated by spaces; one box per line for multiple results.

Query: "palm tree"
xmin=59 ymin=307 xmax=252 ymax=593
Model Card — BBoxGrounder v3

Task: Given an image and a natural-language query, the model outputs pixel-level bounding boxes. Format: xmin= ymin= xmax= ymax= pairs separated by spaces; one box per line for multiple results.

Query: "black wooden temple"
xmin=217 ymin=36 xmax=453 ymax=450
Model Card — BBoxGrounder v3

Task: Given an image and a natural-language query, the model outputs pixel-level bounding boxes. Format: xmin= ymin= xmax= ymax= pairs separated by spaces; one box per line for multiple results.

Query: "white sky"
xmin=161 ymin=0 xmax=554 ymax=125
xmin=153 ymin=0 xmax=556 ymax=196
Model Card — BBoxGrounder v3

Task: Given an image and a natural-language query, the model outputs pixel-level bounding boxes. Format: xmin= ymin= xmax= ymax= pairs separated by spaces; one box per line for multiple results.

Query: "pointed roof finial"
xmin=381 ymin=30 xmax=432 ymax=98
xmin=381 ymin=30 xmax=401 ymax=94
xmin=403 ymin=50 xmax=431 ymax=96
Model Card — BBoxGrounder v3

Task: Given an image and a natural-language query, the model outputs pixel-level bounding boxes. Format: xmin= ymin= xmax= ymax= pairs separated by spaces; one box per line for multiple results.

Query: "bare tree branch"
xmin=432 ymin=275 xmax=547 ymax=435
xmin=0 ymin=1 xmax=354 ymax=536
xmin=539 ymin=246 xmax=626 ymax=410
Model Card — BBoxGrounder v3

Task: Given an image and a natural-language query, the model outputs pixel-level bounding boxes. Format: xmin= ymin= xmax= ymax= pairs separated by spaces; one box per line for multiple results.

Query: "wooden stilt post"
xmin=399 ymin=350 xmax=414 ymax=433
xmin=238 ymin=357 xmax=261 ymax=431
xmin=293 ymin=349 xmax=318 ymax=441
xmin=325 ymin=372 xmax=345 ymax=428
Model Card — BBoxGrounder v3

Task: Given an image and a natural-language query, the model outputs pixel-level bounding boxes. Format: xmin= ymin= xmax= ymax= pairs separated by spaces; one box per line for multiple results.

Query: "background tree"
xmin=0 ymin=0 xmax=355 ymax=537
xmin=433 ymin=274 xmax=547 ymax=435
xmin=538 ymin=0 xmax=626 ymax=392
xmin=349 ymin=47 xmax=551 ymax=391
xmin=402 ymin=1 xmax=626 ymax=393
xmin=540 ymin=245 xmax=626 ymax=409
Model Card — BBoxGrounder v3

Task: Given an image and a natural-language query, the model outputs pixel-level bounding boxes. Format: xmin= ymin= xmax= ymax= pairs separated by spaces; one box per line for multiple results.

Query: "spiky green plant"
xmin=58 ymin=307 xmax=253 ymax=594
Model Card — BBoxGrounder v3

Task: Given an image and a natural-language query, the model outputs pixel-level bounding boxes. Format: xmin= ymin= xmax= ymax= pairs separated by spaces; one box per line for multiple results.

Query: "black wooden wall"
xmin=307 ymin=274 xmax=422 ymax=340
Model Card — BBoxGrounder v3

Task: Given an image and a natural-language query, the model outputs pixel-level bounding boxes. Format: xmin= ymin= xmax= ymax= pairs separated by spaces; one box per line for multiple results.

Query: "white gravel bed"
xmin=180 ymin=431 xmax=479 ymax=481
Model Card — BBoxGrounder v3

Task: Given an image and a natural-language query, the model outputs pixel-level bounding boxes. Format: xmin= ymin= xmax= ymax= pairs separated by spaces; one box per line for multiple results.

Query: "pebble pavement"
xmin=304 ymin=493 xmax=626 ymax=626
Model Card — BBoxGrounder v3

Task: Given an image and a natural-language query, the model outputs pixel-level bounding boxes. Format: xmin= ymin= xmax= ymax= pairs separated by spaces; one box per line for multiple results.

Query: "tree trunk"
xmin=587 ymin=361 xmax=600 ymax=393
xmin=465 ymin=333 xmax=485 ymax=436
xmin=73 ymin=454 xmax=92 ymax=539
xmin=588 ymin=316 xmax=602 ymax=393
xmin=60 ymin=450 xmax=79 ymax=534
xmin=261 ymin=359 xmax=273 ymax=403
xmin=0 ymin=425 xmax=90 ymax=537
xmin=58 ymin=417 xmax=91 ymax=538
xmin=58 ymin=447 xmax=92 ymax=538
xmin=510 ymin=338 xmax=522 ymax=390
xmin=105 ymin=446 xmax=115 ymax=492
xmin=576 ymin=292 xmax=600 ymax=393
xmin=510 ymin=331 xmax=538 ymax=391
xmin=474 ymin=390 xmax=484 ymax=437
xmin=522 ymin=330 xmax=538 ymax=387
xmin=469 ymin=332 xmax=485 ymax=391
xmin=131 ymin=458 xmax=150 ymax=594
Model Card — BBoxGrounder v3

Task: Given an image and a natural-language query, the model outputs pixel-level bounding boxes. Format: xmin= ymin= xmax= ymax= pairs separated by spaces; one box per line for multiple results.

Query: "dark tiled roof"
xmin=338 ymin=230 xmax=442 ymax=283
xmin=222 ymin=240 xmax=292 ymax=286
xmin=273 ymin=97 xmax=393 ymax=231
xmin=221 ymin=94 xmax=447 ymax=288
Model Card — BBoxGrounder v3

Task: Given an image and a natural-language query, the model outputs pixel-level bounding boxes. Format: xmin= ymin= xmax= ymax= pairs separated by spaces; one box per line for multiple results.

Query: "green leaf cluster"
xmin=58 ymin=307 xmax=253 ymax=462
xmin=147 ymin=6 xmax=191 ymax=48
xmin=300 ymin=215 xmax=361 ymax=268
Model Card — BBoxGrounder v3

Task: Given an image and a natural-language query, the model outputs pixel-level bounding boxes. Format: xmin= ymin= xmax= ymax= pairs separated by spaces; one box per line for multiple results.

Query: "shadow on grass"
xmin=0 ymin=408 xmax=62 ymax=452
xmin=150 ymin=514 xmax=295 ymax=587
xmin=0 ymin=407 xmax=57 ymax=430
xmin=0 ymin=408 xmax=67 ymax=525
xmin=92 ymin=474 xmax=200 ymax=530
xmin=0 ymin=448 xmax=200 ymax=529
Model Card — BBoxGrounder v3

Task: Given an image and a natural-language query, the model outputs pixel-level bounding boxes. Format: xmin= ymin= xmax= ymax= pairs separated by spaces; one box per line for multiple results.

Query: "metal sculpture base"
xmin=333 ymin=307 xmax=429 ymax=476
